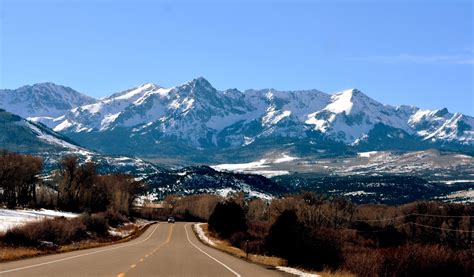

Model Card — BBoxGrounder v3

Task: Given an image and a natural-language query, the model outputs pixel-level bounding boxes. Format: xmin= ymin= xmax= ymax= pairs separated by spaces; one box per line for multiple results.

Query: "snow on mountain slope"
xmin=4 ymin=78 xmax=473 ymax=152
xmin=0 ymin=108 xmax=85 ymax=152
xmin=25 ymin=121 xmax=81 ymax=150
xmin=0 ymin=83 xmax=96 ymax=124
xmin=424 ymin=113 xmax=474 ymax=144
xmin=53 ymin=83 xmax=163 ymax=132
xmin=409 ymin=108 xmax=452 ymax=136
xmin=305 ymin=89 xmax=413 ymax=143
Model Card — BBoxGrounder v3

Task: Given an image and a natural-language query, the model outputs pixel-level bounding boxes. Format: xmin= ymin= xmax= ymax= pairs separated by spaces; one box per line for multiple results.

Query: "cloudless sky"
xmin=1 ymin=0 xmax=473 ymax=115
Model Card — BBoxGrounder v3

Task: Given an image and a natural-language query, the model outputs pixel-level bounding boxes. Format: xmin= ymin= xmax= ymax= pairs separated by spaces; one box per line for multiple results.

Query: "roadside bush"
xmin=229 ymin=231 xmax=247 ymax=248
xmin=82 ymin=214 xmax=109 ymax=236
xmin=208 ymin=200 xmax=247 ymax=239
xmin=265 ymin=210 xmax=343 ymax=270
xmin=100 ymin=210 xmax=128 ymax=228
xmin=344 ymin=244 xmax=473 ymax=277
xmin=304 ymin=227 xmax=343 ymax=270
xmin=2 ymin=217 xmax=88 ymax=246
xmin=265 ymin=210 xmax=303 ymax=260
xmin=351 ymin=222 xmax=406 ymax=247
xmin=246 ymin=239 xmax=265 ymax=254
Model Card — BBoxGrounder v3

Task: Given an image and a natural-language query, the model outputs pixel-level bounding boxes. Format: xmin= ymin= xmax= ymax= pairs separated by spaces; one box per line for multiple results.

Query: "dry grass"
xmin=0 ymin=247 xmax=43 ymax=261
xmin=312 ymin=270 xmax=355 ymax=277
xmin=0 ymin=222 xmax=153 ymax=263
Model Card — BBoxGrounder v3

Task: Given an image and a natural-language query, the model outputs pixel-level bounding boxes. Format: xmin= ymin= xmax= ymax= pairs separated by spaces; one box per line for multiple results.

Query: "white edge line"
xmin=184 ymin=223 xmax=241 ymax=277
xmin=0 ymin=223 xmax=160 ymax=274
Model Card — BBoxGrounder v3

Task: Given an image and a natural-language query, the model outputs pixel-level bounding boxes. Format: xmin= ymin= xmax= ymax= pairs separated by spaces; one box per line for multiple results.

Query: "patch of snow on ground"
xmin=0 ymin=209 xmax=79 ymax=233
xmin=343 ymin=190 xmax=375 ymax=196
xmin=443 ymin=189 xmax=474 ymax=203
xmin=109 ymin=226 xmax=134 ymax=238
xmin=276 ymin=266 xmax=321 ymax=277
xmin=246 ymin=170 xmax=290 ymax=178
xmin=216 ymin=188 xmax=237 ymax=197
xmin=194 ymin=223 xmax=216 ymax=246
xmin=212 ymin=159 xmax=268 ymax=171
xmin=211 ymin=160 xmax=290 ymax=177
xmin=443 ymin=180 xmax=474 ymax=185
xmin=357 ymin=151 xmax=379 ymax=158
xmin=135 ymin=193 xmax=159 ymax=206
xmin=273 ymin=153 xmax=298 ymax=163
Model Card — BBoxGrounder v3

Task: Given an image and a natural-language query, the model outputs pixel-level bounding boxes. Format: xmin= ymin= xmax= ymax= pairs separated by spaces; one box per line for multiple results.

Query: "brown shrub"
xmin=82 ymin=214 xmax=109 ymax=236
xmin=229 ymin=231 xmax=247 ymax=248
xmin=100 ymin=210 xmax=128 ymax=227
xmin=2 ymin=217 xmax=88 ymax=246
xmin=247 ymin=220 xmax=271 ymax=240
xmin=344 ymin=244 xmax=472 ymax=277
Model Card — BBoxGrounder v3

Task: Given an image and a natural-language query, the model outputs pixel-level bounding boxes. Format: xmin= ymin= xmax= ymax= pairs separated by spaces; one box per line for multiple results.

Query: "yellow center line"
xmin=121 ymin=224 xmax=175 ymax=275
xmin=150 ymin=223 xmax=174 ymax=252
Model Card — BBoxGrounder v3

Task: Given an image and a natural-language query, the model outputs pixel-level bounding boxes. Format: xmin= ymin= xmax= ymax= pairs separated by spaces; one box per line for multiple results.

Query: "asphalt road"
xmin=0 ymin=222 xmax=292 ymax=276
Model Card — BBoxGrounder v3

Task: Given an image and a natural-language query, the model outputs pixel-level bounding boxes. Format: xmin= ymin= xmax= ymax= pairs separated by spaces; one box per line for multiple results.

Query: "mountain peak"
xmin=327 ymin=88 xmax=367 ymax=115
xmin=179 ymin=77 xmax=217 ymax=98
xmin=32 ymin=82 xmax=58 ymax=87
xmin=105 ymin=83 xmax=160 ymax=101
xmin=189 ymin=77 xmax=213 ymax=88
xmin=14 ymin=82 xmax=66 ymax=92
xmin=434 ymin=107 xmax=449 ymax=117
xmin=138 ymin=82 xmax=160 ymax=89
xmin=0 ymin=82 xmax=97 ymax=118
xmin=339 ymin=88 xmax=368 ymax=99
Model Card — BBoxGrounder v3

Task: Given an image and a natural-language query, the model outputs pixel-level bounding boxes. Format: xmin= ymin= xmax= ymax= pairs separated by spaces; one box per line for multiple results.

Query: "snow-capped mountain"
xmin=0 ymin=108 xmax=162 ymax=178
xmin=305 ymin=89 xmax=413 ymax=143
xmin=2 ymin=78 xmax=473 ymax=162
xmin=0 ymin=83 xmax=96 ymax=125
xmin=0 ymin=108 xmax=286 ymax=199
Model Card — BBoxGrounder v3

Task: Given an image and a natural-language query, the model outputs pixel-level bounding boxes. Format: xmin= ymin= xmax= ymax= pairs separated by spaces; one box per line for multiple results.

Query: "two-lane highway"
xmin=0 ymin=222 xmax=291 ymax=276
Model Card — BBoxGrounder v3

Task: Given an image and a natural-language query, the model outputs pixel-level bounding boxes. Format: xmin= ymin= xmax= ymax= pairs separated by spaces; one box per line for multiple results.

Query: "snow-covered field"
xmin=357 ymin=151 xmax=379 ymax=158
xmin=442 ymin=180 xmax=474 ymax=185
xmin=211 ymin=154 xmax=298 ymax=177
xmin=0 ymin=209 xmax=79 ymax=233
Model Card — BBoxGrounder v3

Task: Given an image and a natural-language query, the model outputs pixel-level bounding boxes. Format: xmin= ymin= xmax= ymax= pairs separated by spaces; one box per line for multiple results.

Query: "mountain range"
xmin=0 ymin=79 xmax=473 ymax=203
xmin=1 ymin=77 xmax=472 ymax=163
xmin=0 ymin=106 xmax=289 ymax=200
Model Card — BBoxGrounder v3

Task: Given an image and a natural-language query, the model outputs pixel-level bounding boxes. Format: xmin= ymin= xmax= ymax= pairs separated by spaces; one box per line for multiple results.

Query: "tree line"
xmin=0 ymin=151 xmax=144 ymax=215
xmin=163 ymin=193 xmax=473 ymax=276
xmin=0 ymin=151 xmax=42 ymax=208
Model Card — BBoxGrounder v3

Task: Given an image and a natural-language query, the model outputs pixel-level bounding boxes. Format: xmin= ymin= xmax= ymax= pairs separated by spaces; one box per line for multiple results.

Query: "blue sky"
xmin=1 ymin=0 xmax=473 ymax=115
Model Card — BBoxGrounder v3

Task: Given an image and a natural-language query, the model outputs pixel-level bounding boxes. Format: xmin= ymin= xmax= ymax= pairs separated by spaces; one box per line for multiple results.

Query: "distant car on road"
xmin=167 ymin=216 xmax=175 ymax=223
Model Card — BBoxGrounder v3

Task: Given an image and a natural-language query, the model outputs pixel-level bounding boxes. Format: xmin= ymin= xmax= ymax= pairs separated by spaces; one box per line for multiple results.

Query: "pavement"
xmin=0 ymin=222 xmax=292 ymax=276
